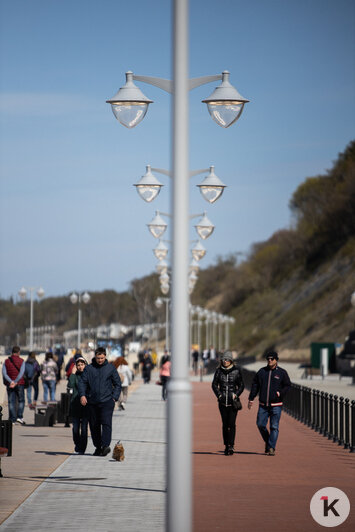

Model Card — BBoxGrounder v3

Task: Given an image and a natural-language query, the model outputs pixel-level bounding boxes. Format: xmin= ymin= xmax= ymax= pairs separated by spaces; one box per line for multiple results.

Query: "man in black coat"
xmin=248 ymin=351 xmax=291 ymax=456
xmin=78 ymin=347 xmax=121 ymax=457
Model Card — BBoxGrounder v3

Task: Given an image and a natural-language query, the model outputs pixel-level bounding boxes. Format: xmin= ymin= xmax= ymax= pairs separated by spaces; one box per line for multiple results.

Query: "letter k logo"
xmin=321 ymin=496 xmax=340 ymax=517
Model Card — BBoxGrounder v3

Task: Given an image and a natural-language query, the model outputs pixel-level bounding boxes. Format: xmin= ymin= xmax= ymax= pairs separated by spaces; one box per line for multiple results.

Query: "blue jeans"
xmin=26 ymin=381 xmax=39 ymax=405
xmin=42 ymin=380 xmax=56 ymax=402
xmin=256 ymin=405 xmax=282 ymax=450
xmin=7 ymin=385 xmax=25 ymax=421
xmin=72 ymin=417 xmax=89 ymax=453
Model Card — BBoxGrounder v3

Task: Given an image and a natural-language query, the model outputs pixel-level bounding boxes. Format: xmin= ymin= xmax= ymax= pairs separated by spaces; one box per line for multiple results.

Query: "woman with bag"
xmin=212 ymin=351 xmax=244 ymax=455
xmin=67 ymin=355 xmax=89 ymax=454
xmin=111 ymin=356 xmax=133 ymax=410
xmin=40 ymin=352 xmax=58 ymax=403
xmin=159 ymin=354 xmax=171 ymax=401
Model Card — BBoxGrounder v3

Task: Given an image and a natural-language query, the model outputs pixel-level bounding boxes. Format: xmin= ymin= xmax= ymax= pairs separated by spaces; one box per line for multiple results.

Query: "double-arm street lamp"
xmin=107 ymin=3 xmax=248 ymax=528
xmin=70 ymin=291 xmax=90 ymax=348
xmin=18 ymin=286 xmax=45 ymax=350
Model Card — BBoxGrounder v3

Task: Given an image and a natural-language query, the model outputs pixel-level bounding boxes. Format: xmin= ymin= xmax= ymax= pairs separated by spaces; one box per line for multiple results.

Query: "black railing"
xmin=241 ymin=367 xmax=355 ymax=453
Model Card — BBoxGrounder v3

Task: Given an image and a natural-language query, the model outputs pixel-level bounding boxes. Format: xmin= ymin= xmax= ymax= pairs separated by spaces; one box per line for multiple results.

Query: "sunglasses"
xmin=267 ymin=357 xmax=276 ymax=361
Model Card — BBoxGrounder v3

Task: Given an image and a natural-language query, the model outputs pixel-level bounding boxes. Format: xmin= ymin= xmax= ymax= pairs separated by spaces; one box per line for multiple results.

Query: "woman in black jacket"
xmin=212 ymin=351 xmax=244 ymax=455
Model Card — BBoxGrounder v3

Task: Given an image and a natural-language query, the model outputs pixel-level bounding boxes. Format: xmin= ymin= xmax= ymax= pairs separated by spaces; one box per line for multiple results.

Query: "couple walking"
xmin=212 ymin=351 xmax=291 ymax=456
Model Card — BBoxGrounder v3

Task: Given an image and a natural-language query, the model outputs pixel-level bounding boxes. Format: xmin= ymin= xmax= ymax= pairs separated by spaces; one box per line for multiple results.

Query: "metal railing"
xmin=241 ymin=368 xmax=355 ymax=453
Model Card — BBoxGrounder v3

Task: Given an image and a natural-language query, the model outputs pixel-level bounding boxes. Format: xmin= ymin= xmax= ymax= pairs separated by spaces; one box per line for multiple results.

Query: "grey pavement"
xmin=0 ymin=380 xmax=166 ymax=532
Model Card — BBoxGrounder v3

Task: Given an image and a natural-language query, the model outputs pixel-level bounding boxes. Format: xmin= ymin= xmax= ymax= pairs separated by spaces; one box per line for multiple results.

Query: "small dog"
xmin=112 ymin=440 xmax=125 ymax=462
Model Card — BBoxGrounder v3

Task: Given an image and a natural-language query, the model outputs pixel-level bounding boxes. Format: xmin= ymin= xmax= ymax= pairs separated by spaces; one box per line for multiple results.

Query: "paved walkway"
xmin=0 ymin=378 xmax=166 ymax=531
xmin=1 ymin=373 xmax=354 ymax=531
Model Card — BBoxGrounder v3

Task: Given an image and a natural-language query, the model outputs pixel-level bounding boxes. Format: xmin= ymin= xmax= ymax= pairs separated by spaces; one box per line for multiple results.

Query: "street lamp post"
xmin=155 ymin=297 xmax=170 ymax=352
xmin=107 ymin=2 xmax=248 ymax=526
xmin=70 ymin=292 xmax=90 ymax=348
xmin=18 ymin=286 xmax=45 ymax=350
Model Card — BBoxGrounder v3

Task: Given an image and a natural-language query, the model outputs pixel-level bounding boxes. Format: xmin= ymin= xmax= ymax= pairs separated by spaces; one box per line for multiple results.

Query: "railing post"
xmin=350 ymin=400 xmax=355 ymax=453
xmin=324 ymin=392 xmax=329 ymax=437
xmin=338 ymin=396 xmax=344 ymax=446
xmin=333 ymin=395 xmax=339 ymax=443
xmin=311 ymin=389 xmax=316 ymax=430
xmin=315 ymin=390 xmax=321 ymax=432
xmin=328 ymin=394 xmax=334 ymax=440
xmin=344 ymin=398 xmax=350 ymax=450
xmin=320 ymin=391 xmax=325 ymax=435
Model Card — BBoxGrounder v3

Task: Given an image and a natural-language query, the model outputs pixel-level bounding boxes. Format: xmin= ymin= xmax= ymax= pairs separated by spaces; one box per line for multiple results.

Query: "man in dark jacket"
xmin=248 ymin=351 xmax=291 ymax=456
xmin=2 ymin=346 xmax=26 ymax=424
xmin=78 ymin=347 xmax=121 ymax=457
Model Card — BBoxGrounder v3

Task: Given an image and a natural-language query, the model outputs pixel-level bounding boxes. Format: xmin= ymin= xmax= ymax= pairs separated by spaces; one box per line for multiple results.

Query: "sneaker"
xmin=268 ymin=448 xmax=275 ymax=456
xmin=228 ymin=446 xmax=234 ymax=455
xmin=16 ymin=418 xmax=26 ymax=425
xmin=120 ymin=402 xmax=125 ymax=410
xmin=93 ymin=448 xmax=102 ymax=456
xmin=224 ymin=446 xmax=229 ymax=456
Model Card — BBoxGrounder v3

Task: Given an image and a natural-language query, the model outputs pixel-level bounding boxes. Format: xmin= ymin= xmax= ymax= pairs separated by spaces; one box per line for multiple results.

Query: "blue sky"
xmin=0 ymin=0 xmax=354 ymax=301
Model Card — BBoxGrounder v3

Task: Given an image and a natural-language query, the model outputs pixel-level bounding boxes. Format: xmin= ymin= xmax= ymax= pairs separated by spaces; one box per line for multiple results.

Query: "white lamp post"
xmin=70 ymin=291 xmax=90 ymax=348
xmin=351 ymin=291 xmax=355 ymax=308
xmin=156 ymin=297 xmax=170 ymax=351
xmin=18 ymin=286 xmax=45 ymax=350
xmin=107 ymin=3 xmax=248 ymax=526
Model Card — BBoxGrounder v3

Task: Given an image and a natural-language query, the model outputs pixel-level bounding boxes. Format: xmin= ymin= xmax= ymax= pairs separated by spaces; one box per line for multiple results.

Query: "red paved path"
xmin=193 ymin=382 xmax=355 ymax=532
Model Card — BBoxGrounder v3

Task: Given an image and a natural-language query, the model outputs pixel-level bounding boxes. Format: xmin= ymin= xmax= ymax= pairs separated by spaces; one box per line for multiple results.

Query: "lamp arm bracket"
xmin=189 ymin=168 xmax=209 ymax=178
xmin=133 ymin=75 xmax=173 ymax=94
xmin=160 ymin=211 xmax=172 ymax=218
xmin=189 ymin=213 xmax=203 ymax=220
xmin=151 ymin=167 xmax=172 ymax=177
xmin=188 ymin=74 xmax=222 ymax=90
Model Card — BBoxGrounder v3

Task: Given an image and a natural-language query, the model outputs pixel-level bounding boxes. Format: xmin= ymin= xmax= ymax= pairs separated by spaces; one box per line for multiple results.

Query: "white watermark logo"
xmin=310 ymin=487 xmax=350 ymax=527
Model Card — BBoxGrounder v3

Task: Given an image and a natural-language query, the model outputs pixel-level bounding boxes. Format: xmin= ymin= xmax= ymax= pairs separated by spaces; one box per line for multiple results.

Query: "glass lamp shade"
xmin=194 ymin=212 xmax=214 ymax=240
xmin=70 ymin=292 xmax=78 ymax=304
xmin=160 ymin=272 xmax=169 ymax=284
xmin=82 ymin=291 xmax=91 ymax=304
xmin=106 ymin=71 xmax=153 ymax=129
xmin=191 ymin=241 xmax=206 ymax=261
xmin=156 ymin=260 xmax=168 ymax=275
xmin=197 ymin=166 xmax=226 ymax=204
xmin=206 ymin=101 xmax=245 ymax=128
xmin=110 ymin=102 xmax=149 ymax=129
xmin=134 ymin=165 xmax=163 ymax=202
xmin=202 ymin=71 xmax=249 ymax=128
xmin=155 ymin=297 xmax=163 ymax=309
xmin=351 ymin=291 xmax=355 ymax=307
xmin=161 ymin=284 xmax=169 ymax=295
xmin=189 ymin=259 xmax=200 ymax=274
xmin=153 ymin=241 xmax=169 ymax=261
xmin=37 ymin=287 xmax=45 ymax=299
xmin=18 ymin=287 xmax=27 ymax=300
xmin=147 ymin=212 xmax=168 ymax=239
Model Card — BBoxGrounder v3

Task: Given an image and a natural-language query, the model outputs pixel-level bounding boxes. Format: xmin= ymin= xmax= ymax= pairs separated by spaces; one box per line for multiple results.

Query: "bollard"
xmin=350 ymin=400 xmax=355 ymax=453
xmin=333 ymin=395 xmax=339 ymax=443
xmin=344 ymin=398 xmax=350 ymax=450
xmin=338 ymin=397 xmax=344 ymax=446
xmin=328 ymin=394 xmax=334 ymax=440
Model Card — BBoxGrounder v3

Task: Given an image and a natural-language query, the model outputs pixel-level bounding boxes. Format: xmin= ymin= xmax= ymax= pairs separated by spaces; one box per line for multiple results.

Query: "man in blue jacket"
xmin=78 ymin=347 xmax=121 ymax=457
xmin=248 ymin=351 xmax=291 ymax=456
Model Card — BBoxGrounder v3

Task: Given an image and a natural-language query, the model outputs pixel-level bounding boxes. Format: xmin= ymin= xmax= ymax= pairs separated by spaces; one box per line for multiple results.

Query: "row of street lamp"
xmin=105 ymin=11 xmax=250 ymax=524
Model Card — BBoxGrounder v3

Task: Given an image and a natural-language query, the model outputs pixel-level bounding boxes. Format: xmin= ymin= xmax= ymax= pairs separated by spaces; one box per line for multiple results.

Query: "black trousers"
xmin=89 ymin=399 xmax=115 ymax=449
xmin=218 ymin=403 xmax=238 ymax=447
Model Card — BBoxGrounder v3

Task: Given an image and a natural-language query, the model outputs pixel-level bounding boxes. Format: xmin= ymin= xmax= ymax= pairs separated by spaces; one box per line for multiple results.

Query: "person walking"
xmin=25 ymin=351 xmax=41 ymax=409
xmin=78 ymin=347 xmax=121 ymax=457
xmin=212 ymin=351 xmax=244 ymax=455
xmin=111 ymin=356 xmax=133 ymax=410
xmin=142 ymin=351 xmax=153 ymax=383
xmin=40 ymin=352 xmax=58 ymax=403
xmin=2 ymin=346 xmax=26 ymax=424
xmin=248 ymin=351 xmax=291 ymax=456
xmin=159 ymin=353 xmax=171 ymax=401
xmin=67 ymin=355 xmax=89 ymax=454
